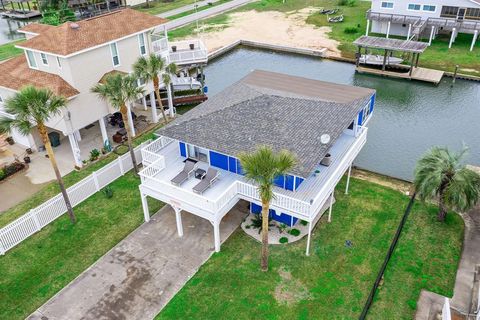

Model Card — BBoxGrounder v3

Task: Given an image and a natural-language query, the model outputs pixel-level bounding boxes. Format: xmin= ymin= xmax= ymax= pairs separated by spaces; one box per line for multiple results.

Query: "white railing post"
xmin=31 ymin=209 xmax=41 ymax=231
xmin=92 ymin=172 xmax=100 ymax=192
xmin=118 ymin=157 xmax=124 ymax=175
xmin=0 ymin=239 xmax=5 ymax=255
xmin=442 ymin=298 xmax=451 ymax=320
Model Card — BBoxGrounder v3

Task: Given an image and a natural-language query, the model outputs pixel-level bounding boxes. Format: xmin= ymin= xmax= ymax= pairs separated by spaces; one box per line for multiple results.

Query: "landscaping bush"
xmin=344 ymin=27 xmax=359 ymax=34
xmin=300 ymin=220 xmax=308 ymax=226
xmin=102 ymin=186 xmax=114 ymax=199
xmin=279 ymin=237 xmax=288 ymax=244
xmin=338 ymin=0 xmax=356 ymax=6
xmin=288 ymin=228 xmax=301 ymax=237
xmin=0 ymin=161 xmax=25 ymax=181
xmin=89 ymin=149 xmax=100 ymax=161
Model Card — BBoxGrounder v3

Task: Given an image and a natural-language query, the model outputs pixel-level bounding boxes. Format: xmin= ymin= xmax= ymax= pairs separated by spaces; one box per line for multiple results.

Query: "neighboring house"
xmin=0 ymin=8 xmax=207 ymax=168
xmin=139 ymin=70 xmax=376 ymax=255
xmin=367 ymin=0 xmax=480 ymax=50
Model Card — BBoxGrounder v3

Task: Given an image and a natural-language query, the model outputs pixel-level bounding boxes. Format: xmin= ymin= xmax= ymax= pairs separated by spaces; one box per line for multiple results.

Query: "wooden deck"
xmin=356 ymin=65 xmax=444 ymax=84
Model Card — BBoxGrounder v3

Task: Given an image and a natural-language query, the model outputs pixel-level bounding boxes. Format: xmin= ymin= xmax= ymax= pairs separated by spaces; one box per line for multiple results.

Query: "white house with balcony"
xmin=0 ymin=8 xmax=208 ymax=169
xmin=367 ymin=0 xmax=480 ymax=50
xmin=138 ymin=70 xmax=376 ymax=255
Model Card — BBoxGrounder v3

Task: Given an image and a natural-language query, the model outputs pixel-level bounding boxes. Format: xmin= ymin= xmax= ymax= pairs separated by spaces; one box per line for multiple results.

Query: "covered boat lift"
xmin=353 ymin=35 xmax=444 ymax=85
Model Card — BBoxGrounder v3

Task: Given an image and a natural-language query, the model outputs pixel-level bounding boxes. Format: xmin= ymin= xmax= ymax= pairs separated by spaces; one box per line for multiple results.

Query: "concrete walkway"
xmin=164 ymin=0 xmax=253 ymax=30
xmin=415 ymin=206 xmax=480 ymax=319
xmin=28 ymin=203 xmax=247 ymax=320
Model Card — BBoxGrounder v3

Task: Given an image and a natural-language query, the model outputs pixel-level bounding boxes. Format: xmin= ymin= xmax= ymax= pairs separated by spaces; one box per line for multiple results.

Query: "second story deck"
xmin=152 ymin=34 xmax=208 ymax=66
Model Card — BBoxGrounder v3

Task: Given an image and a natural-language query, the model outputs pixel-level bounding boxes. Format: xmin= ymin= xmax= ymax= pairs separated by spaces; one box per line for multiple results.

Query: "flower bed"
xmin=0 ymin=161 xmax=26 ymax=182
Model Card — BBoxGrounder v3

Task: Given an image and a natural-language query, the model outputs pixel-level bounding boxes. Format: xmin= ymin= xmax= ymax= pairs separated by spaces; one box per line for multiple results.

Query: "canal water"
xmin=204 ymin=47 xmax=480 ymax=181
xmin=0 ymin=17 xmax=29 ymax=44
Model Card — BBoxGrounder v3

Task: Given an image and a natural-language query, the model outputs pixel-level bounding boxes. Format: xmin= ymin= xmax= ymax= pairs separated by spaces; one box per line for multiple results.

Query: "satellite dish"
xmin=320 ymin=134 xmax=331 ymax=144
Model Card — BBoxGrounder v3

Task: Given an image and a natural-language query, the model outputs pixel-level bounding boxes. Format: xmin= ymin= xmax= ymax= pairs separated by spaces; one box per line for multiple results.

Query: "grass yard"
xmin=157 ymin=177 xmax=463 ymax=319
xmin=0 ymin=172 xmax=164 ymax=320
xmin=0 ymin=40 xmax=24 ymax=61
xmin=135 ymin=0 xmax=197 ymax=15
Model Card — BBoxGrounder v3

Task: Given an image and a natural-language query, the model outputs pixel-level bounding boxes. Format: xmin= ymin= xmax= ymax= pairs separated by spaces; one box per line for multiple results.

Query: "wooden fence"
xmin=0 ymin=141 xmax=150 ymax=255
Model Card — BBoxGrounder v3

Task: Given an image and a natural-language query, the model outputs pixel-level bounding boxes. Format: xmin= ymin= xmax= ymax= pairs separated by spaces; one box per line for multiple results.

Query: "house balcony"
xmin=139 ymin=127 xmax=368 ymax=223
xmin=151 ymin=35 xmax=208 ymax=66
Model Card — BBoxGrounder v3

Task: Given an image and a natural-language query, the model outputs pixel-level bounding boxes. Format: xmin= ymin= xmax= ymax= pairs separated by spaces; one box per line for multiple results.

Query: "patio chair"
xmin=192 ymin=168 xmax=219 ymax=195
xmin=171 ymin=159 xmax=197 ymax=186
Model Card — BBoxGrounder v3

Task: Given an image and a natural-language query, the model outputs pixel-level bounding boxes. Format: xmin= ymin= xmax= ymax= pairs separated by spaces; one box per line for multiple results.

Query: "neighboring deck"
xmin=356 ymin=66 xmax=444 ymax=85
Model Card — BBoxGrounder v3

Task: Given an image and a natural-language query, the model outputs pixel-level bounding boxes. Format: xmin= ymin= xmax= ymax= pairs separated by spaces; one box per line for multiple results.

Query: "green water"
xmin=203 ymin=47 xmax=480 ymax=181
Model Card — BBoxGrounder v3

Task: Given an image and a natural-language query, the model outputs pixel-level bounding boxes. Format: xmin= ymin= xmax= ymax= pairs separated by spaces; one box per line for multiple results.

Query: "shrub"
xmin=279 ymin=237 xmax=289 ymax=244
xmin=338 ymin=0 xmax=356 ymax=6
xmin=89 ymin=148 xmax=100 ymax=161
xmin=277 ymin=223 xmax=288 ymax=233
xmin=250 ymin=214 xmax=274 ymax=234
xmin=0 ymin=162 xmax=25 ymax=181
xmin=300 ymin=220 xmax=308 ymax=226
xmin=102 ymin=186 xmax=114 ymax=199
xmin=344 ymin=27 xmax=359 ymax=34
xmin=288 ymin=228 xmax=301 ymax=237
xmin=0 ymin=168 xmax=6 ymax=180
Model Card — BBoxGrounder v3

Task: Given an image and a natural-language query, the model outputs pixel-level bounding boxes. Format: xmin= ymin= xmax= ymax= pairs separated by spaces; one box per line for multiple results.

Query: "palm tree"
xmin=414 ymin=146 xmax=480 ymax=222
xmin=238 ymin=146 xmax=296 ymax=271
xmin=91 ymin=73 xmax=144 ymax=173
xmin=162 ymin=62 xmax=178 ymax=118
xmin=0 ymin=86 xmax=76 ymax=223
xmin=133 ymin=54 xmax=170 ymax=124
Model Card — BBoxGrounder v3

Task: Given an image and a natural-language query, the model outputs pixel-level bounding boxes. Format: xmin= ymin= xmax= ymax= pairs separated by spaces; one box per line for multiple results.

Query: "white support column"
xmin=141 ymin=192 xmax=150 ymax=222
xmin=174 ymin=207 xmax=183 ymax=237
xmin=142 ymin=96 xmax=148 ymax=111
xmin=429 ymin=26 xmax=435 ymax=45
xmin=345 ymin=164 xmax=352 ymax=195
xmin=305 ymin=221 xmax=312 ymax=256
xmin=386 ymin=21 xmax=391 ymax=39
xmin=167 ymin=84 xmax=174 ymax=118
xmin=365 ymin=19 xmax=370 ymax=36
xmin=328 ymin=192 xmax=334 ymax=223
xmin=213 ymin=220 xmax=221 ymax=252
xmin=73 ymin=129 xmax=81 ymax=142
xmin=68 ymin=133 xmax=83 ymax=168
xmin=449 ymin=28 xmax=456 ymax=48
xmin=407 ymin=24 xmax=412 ymax=40
xmin=99 ymin=117 xmax=109 ymax=146
xmin=127 ymin=103 xmax=136 ymax=137
xmin=150 ymin=92 xmax=158 ymax=123
xmin=471 ymin=30 xmax=478 ymax=52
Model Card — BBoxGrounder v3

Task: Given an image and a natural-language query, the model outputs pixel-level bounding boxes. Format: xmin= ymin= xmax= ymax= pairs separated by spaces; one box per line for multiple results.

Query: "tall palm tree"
xmin=414 ymin=146 xmax=480 ymax=222
xmin=91 ymin=73 xmax=144 ymax=173
xmin=239 ymin=146 xmax=296 ymax=271
xmin=0 ymin=86 xmax=76 ymax=223
xmin=162 ymin=62 xmax=178 ymax=118
xmin=133 ymin=54 xmax=170 ymax=124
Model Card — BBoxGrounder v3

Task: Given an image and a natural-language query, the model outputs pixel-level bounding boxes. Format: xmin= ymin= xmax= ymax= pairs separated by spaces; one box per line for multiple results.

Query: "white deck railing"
xmin=168 ymin=39 xmax=208 ymax=65
xmin=0 ymin=140 xmax=151 ymax=255
xmin=141 ymin=136 xmax=173 ymax=165
xmin=151 ymin=36 xmax=169 ymax=54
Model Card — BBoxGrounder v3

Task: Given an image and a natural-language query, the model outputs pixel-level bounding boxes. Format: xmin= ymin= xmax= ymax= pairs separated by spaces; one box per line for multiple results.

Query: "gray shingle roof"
xmin=158 ymin=70 xmax=375 ymax=178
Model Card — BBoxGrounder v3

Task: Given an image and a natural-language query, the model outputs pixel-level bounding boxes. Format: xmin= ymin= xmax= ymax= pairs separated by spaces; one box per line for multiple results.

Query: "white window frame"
xmin=137 ymin=78 xmax=146 ymax=87
xmin=56 ymin=56 xmax=62 ymax=69
xmin=110 ymin=42 xmax=120 ymax=67
xmin=381 ymin=2 xmax=394 ymax=9
xmin=25 ymin=50 xmax=38 ymax=69
xmin=138 ymin=33 xmax=147 ymax=56
xmin=362 ymin=103 xmax=372 ymax=124
xmin=423 ymin=5 xmax=436 ymax=12
xmin=40 ymin=52 xmax=48 ymax=66
xmin=407 ymin=3 xmax=421 ymax=11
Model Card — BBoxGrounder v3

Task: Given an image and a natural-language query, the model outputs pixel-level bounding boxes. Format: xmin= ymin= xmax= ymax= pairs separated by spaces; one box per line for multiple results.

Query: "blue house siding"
xmin=209 ymin=151 xmax=229 ymax=171
xmin=285 ymin=175 xmax=295 ymax=191
xmin=249 ymin=202 xmax=298 ymax=227
xmin=274 ymin=175 xmax=285 ymax=188
xmin=179 ymin=141 xmax=187 ymax=157
xmin=228 ymin=156 xmax=237 ymax=173
xmin=370 ymin=93 xmax=375 ymax=113
xmin=294 ymin=177 xmax=304 ymax=190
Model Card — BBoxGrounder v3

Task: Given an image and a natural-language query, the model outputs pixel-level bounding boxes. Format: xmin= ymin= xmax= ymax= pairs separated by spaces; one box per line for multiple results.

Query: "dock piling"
xmin=452 ymin=65 xmax=459 ymax=86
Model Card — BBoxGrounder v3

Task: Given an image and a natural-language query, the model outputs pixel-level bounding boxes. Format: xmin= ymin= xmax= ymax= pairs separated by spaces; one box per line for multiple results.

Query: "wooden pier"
xmin=356 ymin=65 xmax=444 ymax=84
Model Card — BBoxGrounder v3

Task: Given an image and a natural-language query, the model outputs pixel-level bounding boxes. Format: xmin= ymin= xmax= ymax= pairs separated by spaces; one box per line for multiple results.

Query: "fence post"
xmin=31 ymin=209 xmax=41 ymax=231
xmin=118 ymin=157 xmax=124 ymax=175
xmin=92 ymin=172 xmax=100 ymax=191
xmin=0 ymin=238 xmax=5 ymax=255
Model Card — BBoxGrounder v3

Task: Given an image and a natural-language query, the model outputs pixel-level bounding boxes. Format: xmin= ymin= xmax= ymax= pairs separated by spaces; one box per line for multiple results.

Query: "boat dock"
xmin=356 ymin=65 xmax=444 ymax=84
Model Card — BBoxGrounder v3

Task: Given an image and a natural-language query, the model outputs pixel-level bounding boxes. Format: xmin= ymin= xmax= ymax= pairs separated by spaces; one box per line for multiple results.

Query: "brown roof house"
xmin=0 ymin=9 xmax=206 ymax=168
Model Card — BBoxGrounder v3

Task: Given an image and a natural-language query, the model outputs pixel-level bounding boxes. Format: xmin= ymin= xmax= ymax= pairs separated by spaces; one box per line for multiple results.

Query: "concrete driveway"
xmin=28 ymin=203 xmax=248 ymax=320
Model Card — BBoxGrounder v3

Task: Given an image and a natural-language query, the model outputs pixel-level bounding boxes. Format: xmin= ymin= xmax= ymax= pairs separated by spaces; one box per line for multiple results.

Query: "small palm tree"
xmin=414 ymin=146 xmax=480 ymax=222
xmin=162 ymin=62 xmax=178 ymax=118
xmin=239 ymin=146 xmax=296 ymax=271
xmin=91 ymin=74 xmax=144 ymax=173
xmin=133 ymin=54 xmax=171 ymax=124
xmin=0 ymin=86 xmax=76 ymax=223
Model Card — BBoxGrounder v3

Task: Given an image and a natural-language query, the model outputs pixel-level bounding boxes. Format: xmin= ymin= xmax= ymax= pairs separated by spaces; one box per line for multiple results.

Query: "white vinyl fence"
xmin=0 ymin=140 xmax=151 ymax=255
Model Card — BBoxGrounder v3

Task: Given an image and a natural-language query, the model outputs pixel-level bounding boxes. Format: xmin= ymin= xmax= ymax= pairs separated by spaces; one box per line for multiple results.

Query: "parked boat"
xmin=170 ymin=76 xmax=202 ymax=91
xmin=359 ymin=54 xmax=403 ymax=66
xmin=328 ymin=15 xmax=344 ymax=23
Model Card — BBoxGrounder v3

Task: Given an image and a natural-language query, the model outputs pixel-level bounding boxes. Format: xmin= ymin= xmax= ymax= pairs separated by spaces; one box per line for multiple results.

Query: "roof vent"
xmin=70 ymin=23 xmax=80 ymax=30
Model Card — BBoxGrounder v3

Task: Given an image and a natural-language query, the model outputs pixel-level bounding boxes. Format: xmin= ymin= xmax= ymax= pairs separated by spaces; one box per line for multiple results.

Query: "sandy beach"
xmin=192 ymin=8 xmax=342 ymax=56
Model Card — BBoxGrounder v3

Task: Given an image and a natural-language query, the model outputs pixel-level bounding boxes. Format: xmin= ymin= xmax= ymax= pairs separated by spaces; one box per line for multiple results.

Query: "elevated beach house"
xmin=0 ymin=9 xmax=207 ymax=167
xmin=139 ymin=70 xmax=376 ymax=255
xmin=367 ymin=0 xmax=480 ymax=50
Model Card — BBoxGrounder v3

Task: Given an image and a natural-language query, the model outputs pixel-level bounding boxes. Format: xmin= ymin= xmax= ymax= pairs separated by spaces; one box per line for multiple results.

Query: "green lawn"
xmin=0 ymin=172 xmax=164 ymax=320
xmin=0 ymin=40 xmax=24 ymax=61
xmin=157 ymin=177 xmax=463 ymax=319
